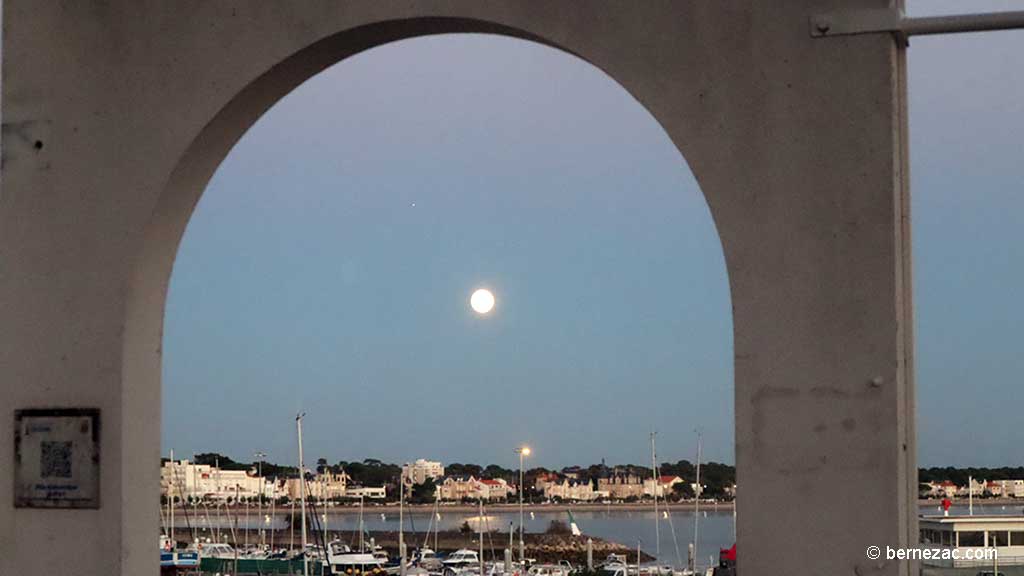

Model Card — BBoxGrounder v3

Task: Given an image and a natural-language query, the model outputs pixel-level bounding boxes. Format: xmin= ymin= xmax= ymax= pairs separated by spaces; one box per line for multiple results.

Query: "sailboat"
xmin=647 ymin=434 xmax=688 ymax=576
xmin=415 ymin=494 xmax=443 ymax=571
xmin=689 ymin=432 xmax=704 ymax=576
xmin=160 ymin=449 xmax=201 ymax=570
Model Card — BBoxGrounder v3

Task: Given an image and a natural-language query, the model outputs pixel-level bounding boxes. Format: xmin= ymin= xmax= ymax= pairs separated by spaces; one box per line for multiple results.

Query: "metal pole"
xmin=636 ymin=540 xmax=641 ymax=575
xmin=811 ymin=8 xmax=1024 ymax=39
xmin=169 ymin=449 xmax=174 ymax=546
xmin=970 ymin=475 xmax=974 ymax=516
xmin=519 ymin=451 xmax=525 ymax=564
xmin=587 ymin=538 xmax=593 ymax=572
xmin=650 ymin=433 xmax=659 ymax=556
xmin=479 ymin=497 xmax=485 ymax=576
xmin=904 ymin=11 xmax=1024 ymax=36
xmin=692 ymin=432 xmax=701 ymax=573
xmin=270 ymin=484 xmax=277 ymax=552
xmin=297 ymin=413 xmax=308 ymax=576
xmin=256 ymin=451 xmax=266 ymax=547
xmin=400 ymin=476 xmax=407 ymax=576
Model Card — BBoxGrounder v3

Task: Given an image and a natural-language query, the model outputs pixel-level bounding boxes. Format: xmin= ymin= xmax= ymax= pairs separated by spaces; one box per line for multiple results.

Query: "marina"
xmin=159 ymin=418 xmax=738 ymax=575
xmin=160 ymin=502 xmax=1024 ymax=576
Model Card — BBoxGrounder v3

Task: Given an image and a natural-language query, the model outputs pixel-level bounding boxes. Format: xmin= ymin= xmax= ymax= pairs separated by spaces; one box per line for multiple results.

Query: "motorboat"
xmin=415 ymin=547 xmax=444 ymax=571
xmin=443 ymin=549 xmax=481 ymax=568
xmin=528 ymin=561 xmax=574 ymax=576
xmin=599 ymin=554 xmax=628 ymax=574
xmin=442 ymin=549 xmax=482 ymax=576
xmin=159 ymin=535 xmax=200 ymax=569
xmin=327 ymin=540 xmax=388 ymax=576
xmin=196 ymin=541 xmax=236 ymax=559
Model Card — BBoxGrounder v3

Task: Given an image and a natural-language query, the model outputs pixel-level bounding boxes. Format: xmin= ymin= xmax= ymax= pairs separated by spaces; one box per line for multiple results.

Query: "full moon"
xmin=470 ymin=288 xmax=495 ymax=314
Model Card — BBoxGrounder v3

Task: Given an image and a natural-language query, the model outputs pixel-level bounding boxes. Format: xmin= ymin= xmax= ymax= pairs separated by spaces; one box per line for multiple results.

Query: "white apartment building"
xmin=438 ymin=476 xmax=511 ymax=501
xmin=402 ymin=459 xmax=445 ymax=486
xmin=160 ymin=460 xmax=274 ymax=501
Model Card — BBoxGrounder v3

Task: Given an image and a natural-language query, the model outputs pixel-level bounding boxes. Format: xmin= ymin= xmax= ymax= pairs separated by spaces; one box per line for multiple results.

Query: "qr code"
xmin=41 ymin=441 xmax=72 ymax=478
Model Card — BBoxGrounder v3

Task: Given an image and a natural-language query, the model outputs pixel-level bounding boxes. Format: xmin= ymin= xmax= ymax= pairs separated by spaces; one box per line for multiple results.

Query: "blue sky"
xmin=163 ymin=2 xmax=1023 ymax=469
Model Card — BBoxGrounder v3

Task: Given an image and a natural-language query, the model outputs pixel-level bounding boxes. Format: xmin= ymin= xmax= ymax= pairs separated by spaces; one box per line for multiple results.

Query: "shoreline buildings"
xmin=160 ymin=460 xmax=387 ymax=501
xmin=437 ymin=476 xmax=513 ymax=501
xmin=160 ymin=459 xmax=274 ymax=501
xmin=402 ymin=459 xmax=445 ymax=487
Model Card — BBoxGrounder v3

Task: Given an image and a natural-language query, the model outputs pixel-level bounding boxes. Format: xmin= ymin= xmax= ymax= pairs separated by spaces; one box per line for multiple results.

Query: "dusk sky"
xmin=163 ymin=1 xmax=1023 ymax=470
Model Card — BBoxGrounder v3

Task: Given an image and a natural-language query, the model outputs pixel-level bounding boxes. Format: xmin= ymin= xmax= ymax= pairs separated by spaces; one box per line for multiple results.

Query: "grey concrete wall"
xmin=0 ymin=1 xmax=914 ymax=574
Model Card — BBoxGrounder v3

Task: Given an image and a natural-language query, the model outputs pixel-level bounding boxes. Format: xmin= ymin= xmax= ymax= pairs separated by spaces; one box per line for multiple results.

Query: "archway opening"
xmin=157 ymin=32 xmax=734 ymax=572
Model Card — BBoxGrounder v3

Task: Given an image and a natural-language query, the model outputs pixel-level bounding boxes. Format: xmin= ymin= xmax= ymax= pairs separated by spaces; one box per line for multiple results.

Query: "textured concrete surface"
xmin=0 ymin=1 xmax=915 ymax=574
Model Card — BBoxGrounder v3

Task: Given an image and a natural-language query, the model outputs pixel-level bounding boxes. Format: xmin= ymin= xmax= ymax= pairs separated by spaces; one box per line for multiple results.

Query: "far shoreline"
xmin=187 ymin=498 xmax=1024 ymax=515
xmin=201 ymin=501 xmax=738 ymax=514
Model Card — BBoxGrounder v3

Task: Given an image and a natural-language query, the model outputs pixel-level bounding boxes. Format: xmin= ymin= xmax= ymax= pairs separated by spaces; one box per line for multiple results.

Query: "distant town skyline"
xmin=163 ymin=1 xmax=1024 ymax=469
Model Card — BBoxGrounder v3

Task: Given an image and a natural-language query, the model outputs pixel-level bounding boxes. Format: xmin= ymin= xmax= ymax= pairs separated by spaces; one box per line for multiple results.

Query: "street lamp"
xmin=516 ymin=445 xmax=531 ymax=563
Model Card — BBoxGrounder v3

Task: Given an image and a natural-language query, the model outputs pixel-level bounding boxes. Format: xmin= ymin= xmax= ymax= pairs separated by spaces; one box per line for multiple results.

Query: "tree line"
xmin=919 ymin=466 xmax=1024 ymax=486
xmin=171 ymin=455 xmax=1014 ymax=499
xmin=169 ymin=453 xmax=739 ymax=499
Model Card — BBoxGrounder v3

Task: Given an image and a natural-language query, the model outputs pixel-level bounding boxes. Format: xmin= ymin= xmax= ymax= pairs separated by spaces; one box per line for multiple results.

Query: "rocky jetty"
xmin=366 ymin=531 xmax=654 ymax=565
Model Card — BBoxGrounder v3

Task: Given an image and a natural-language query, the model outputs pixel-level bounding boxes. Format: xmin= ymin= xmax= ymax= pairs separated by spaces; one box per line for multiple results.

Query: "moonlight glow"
xmin=470 ymin=288 xmax=495 ymax=314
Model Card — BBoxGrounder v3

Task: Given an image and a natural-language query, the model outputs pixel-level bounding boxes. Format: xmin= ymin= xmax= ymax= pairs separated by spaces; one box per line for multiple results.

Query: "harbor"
xmin=160 ymin=424 xmax=735 ymax=575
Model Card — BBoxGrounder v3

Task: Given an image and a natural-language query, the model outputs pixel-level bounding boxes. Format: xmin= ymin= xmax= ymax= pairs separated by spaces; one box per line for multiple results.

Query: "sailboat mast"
xmin=400 ymin=473 xmax=406 ymax=576
xmin=297 ymin=413 xmax=309 ymax=576
xmin=270 ymin=483 xmax=277 ymax=552
xmin=479 ymin=497 xmax=485 ymax=576
xmin=169 ymin=449 xmax=175 ymax=546
xmin=692 ymin=431 xmax=702 ymax=573
xmin=650 ymin=433 xmax=659 ymax=557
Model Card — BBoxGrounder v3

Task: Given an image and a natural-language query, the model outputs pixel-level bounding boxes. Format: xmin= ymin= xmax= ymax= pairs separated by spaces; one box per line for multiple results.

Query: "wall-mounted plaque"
xmin=14 ymin=408 xmax=100 ymax=508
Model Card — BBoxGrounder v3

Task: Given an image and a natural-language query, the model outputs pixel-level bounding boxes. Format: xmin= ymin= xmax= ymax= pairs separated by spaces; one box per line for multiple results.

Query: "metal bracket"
xmin=811 ymin=8 xmax=1024 ymax=44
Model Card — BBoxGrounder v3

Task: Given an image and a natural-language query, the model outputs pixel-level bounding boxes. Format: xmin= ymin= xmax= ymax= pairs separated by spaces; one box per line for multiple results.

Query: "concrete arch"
xmin=1 ymin=3 xmax=915 ymax=576
xmin=129 ymin=20 xmax=732 ymax=571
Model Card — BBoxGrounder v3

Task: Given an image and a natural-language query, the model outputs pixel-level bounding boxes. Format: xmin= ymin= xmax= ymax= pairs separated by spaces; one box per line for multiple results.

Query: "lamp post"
xmin=255 ymin=451 xmax=266 ymax=546
xmin=516 ymin=445 xmax=531 ymax=563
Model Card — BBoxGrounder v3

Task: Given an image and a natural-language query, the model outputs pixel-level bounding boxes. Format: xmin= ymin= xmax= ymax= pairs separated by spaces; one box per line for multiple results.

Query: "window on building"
xmin=989 ymin=530 xmax=1009 ymax=547
xmin=1011 ymin=531 xmax=1024 ymax=546
xmin=942 ymin=530 xmax=953 ymax=547
xmin=958 ymin=531 xmax=984 ymax=547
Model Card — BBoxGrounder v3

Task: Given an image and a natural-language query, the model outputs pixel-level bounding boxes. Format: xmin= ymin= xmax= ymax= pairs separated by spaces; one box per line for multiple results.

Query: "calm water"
xmin=182 ymin=505 xmax=733 ymax=567
xmin=173 ymin=503 xmax=1023 ymax=567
